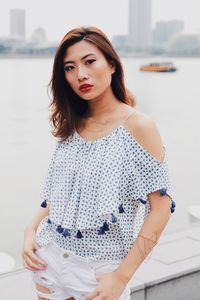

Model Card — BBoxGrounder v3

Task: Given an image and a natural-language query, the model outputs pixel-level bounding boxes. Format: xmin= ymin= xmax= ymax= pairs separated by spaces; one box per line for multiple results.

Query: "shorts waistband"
xmin=46 ymin=241 xmax=122 ymax=265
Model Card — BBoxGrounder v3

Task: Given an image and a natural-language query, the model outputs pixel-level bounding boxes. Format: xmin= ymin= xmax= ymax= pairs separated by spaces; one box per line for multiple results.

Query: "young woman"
xmin=22 ymin=26 xmax=176 ymax=300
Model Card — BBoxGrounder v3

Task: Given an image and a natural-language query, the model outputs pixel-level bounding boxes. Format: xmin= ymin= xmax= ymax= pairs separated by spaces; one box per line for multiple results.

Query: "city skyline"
xmin=128 ymin=0 xmax=152 ymax=49
xmin=10 ymin=9 xmax=26 ymax=40
xmin=0 ymin=0 xmax=200 ymax=41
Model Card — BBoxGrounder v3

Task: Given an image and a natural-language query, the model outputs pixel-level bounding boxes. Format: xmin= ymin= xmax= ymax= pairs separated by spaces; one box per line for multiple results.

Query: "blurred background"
xmin=0 ymin=0 xmax=200 ymax=275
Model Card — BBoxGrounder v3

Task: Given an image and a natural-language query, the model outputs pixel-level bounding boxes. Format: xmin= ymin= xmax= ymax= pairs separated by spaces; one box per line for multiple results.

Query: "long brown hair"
xmin=48 ymin=26 xmax=136 ymax=142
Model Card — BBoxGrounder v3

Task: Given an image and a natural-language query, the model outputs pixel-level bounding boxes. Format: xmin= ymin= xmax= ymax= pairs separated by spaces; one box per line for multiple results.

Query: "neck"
xmin=85 ymin=86 xmax=123 ymax=120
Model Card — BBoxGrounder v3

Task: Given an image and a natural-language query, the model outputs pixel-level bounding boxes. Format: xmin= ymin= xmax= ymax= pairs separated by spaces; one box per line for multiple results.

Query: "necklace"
xmin=80 ymin=105 xmax=124 ymax=133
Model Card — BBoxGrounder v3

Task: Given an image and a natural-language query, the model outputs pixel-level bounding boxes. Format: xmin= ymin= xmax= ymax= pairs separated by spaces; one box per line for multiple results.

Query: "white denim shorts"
xmin=30 ymin=240 xmax=131 ymax=300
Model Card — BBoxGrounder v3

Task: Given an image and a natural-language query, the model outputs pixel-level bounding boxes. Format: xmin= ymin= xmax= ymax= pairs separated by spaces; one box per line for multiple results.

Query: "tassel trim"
xmin=97 ymin=226 xmax=106 ymax=235
xmin=138 ymin=198 xmax=147 ymax=204
xmin=46 ymin=193 xmax=176 ymax=241
xmin=41 ymin=200 xmax=47 ymax=208
xmin=137 ymin=188 xmax=176 ymax=214
xmin=56 ymin=225 xmax=64 ymax=234
xmin=160 ymin=188 xmax=167 ymax=196
xmin=119 ymin=204 xmax=125 ymax=213
xmin=75 ymin=230 xmax=83 ymax=239
xmin=111 ymin=213 xmax=117 ymax=223
xmin=63 ymin=228 xmax=71 ymax=237
xmin=103 ymin=221 xmax=109 ymax=231
xmin=170 ymin=199 xmax=176 ymax=213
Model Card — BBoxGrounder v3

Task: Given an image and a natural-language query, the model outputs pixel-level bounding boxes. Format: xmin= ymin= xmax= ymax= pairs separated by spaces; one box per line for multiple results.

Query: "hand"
xmin=21 ymin=227 xmax=48 ymax=271
xmin=85 ymin=271 xmax=127 ymax=300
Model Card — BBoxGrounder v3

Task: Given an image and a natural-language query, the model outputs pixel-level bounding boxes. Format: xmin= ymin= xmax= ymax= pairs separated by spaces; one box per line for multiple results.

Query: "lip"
xmin=79 ymin=84 xmax=93 ymax=91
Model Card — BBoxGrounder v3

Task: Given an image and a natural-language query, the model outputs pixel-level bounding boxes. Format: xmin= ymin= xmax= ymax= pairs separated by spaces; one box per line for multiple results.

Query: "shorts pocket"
xmin=35 ymin=241 xmax=52 ymax=255
xmin=94 ymin=261 xmax=120 ymax=275
xmin=61 ymin=260 xmax=97 ymax=291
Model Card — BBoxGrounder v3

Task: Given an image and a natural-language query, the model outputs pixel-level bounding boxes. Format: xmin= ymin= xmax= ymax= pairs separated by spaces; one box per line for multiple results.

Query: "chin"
xmin=79 ymin=93 xmax=99 ymax=101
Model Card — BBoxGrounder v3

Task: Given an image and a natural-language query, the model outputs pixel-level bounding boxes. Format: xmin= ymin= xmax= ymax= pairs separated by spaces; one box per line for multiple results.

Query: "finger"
xmin=28 ymin=250 xmax=48 ymax=267
xmin=85 ymin=289 xmax=99 ymax=300
xmin=23 ymin=260 xmax=39 ymax=271
xmin=23 ymin=249 xmax=47 ymax=269
xmin=24 ymin=255 xmax=46 ymax=270
xmin=95 ymin=273 xmax=101 ymax=282
xmin=34 ymin=243 xmax=41 ymax=252
xmin=23 ymin=256 xmax=42 ymax=271
xmin=95 ymin=272 xmax=107 ymax=282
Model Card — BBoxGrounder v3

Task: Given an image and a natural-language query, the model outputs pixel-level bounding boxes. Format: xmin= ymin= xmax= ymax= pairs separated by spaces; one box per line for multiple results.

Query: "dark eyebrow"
xmin=63 ymin=53 xmax=95 ymax=65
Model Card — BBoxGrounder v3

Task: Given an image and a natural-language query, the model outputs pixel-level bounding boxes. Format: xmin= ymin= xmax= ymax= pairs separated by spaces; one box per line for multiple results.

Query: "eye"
xmin=85 ymin=59 xmax=96 ymax=65
xmin=64 ymin=65 xmax=74 ymax=72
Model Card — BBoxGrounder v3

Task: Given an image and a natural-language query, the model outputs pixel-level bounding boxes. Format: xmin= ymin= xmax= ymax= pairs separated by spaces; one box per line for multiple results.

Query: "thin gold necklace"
xmin=81 ymin=106 xmax=123 ymax=133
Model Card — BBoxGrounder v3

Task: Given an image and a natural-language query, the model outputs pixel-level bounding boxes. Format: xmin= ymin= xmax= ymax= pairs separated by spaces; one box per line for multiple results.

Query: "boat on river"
xmin=140 ymin=62 xmax=177 ymax=72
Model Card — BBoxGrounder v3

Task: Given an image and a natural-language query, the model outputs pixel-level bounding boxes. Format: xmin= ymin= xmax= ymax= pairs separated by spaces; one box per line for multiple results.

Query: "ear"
xmin=110 ymin=61 xmax=116 ymax=74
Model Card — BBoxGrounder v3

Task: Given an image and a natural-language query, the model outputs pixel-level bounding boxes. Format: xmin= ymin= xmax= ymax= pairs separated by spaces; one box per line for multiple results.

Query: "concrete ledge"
xmin=0 ymin=222 xmax=200 ymax=300
xmin=129 ymin=221 xmax=200 ymax=300
xmin=0 ymin=268 xmax=35 ymax=300
xmin=146 ymin=270 xmax=200 ymax=300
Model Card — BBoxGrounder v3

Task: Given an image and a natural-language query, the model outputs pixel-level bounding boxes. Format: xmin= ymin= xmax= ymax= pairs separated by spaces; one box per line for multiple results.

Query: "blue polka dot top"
xmin=36 ymin=110 xmax=176 ymax=261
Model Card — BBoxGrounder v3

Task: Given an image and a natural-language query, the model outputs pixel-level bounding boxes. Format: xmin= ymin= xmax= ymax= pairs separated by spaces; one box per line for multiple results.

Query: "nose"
xmin=77 ymin=66 xmax=89 ymax=81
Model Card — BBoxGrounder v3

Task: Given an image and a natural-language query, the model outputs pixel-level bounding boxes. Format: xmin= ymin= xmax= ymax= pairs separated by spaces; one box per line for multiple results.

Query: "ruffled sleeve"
xmin=40 ymin=142 xmax=60 ymax=208
xmin=129 ymin=144 xmax=176 ymax=213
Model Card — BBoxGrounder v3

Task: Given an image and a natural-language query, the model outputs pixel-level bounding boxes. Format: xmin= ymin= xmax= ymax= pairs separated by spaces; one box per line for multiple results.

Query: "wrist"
xmin=114 ymin=268 xmax=133 ymax=285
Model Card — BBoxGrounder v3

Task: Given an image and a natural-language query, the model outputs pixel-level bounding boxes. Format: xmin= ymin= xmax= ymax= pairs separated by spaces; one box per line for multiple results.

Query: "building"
xmin=10 ymin=9 xmax=26 ymax=40
xmin=153 ymin=20 xmax=184 ymax=46
xmin=167 ymin=33 xmax=200 ymax=55
xmin=128 ymin=0 xmax=152 ymax=50
xmin=112 ymin=35 xmax=129 ymax=49
xmin=31 ymin=27 xmax=47 ymax=44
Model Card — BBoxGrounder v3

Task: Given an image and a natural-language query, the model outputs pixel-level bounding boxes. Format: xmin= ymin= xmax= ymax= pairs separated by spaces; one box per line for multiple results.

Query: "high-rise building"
xmin=128 ymin=0 xmax=152 ymax=50
xmin=153 ymin=20 xmax=185 ymax=46
xmin=10 ymin=9 xmax=26 ymax=40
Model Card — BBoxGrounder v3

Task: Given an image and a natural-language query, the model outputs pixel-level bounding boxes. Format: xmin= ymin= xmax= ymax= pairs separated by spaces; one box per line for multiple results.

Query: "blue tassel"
xmin=138 ymin=198 xmax=147 ymax=204
xmin=171 ymin=199 xmax=176 ymax=208
xmin=160 ymin=188 xmax=167 ymax=196
xmin=102 ymin=221 xmax=109 ymax=231
xmin=41 ymin=200 xmax=47 ymax=208
xmin=171 ymin=207 xmax=175 ymax=213
xmin=97 ymin=226 xmax=106 ymax=235
xmin=56 ymin=225 xmax=64 ymax=234
xmin=119 ymin=204 xmax=125 ymax=213
xmin=62 ymin=228 xmax=70 ymax=237
xmin=111 ymin=213 xmax=117 ymax=223
xmin=47 ymin=218 xmax=52 ymax=224
xmin=75 ymin=230 xmax=83 ymax=239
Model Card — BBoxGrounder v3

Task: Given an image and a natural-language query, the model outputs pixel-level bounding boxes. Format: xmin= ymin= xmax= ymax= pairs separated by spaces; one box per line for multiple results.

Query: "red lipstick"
xmin=79 ymin=84 xmax=93 ymax=92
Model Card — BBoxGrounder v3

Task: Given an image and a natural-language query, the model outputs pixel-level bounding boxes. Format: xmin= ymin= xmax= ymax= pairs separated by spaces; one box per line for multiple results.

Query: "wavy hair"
xmin=48 ymin=26 xmax=136 ymax=142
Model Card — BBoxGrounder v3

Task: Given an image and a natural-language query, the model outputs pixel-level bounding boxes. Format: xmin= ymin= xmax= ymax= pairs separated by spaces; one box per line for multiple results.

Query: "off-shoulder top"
xmin=36 ymin=110 xmax=176 ymax=261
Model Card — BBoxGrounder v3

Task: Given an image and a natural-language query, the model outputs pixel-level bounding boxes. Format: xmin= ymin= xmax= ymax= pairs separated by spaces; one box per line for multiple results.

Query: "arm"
xmin=25 ymin=205 xmax=49 ymax=233
xmin=115 ymin=191 xmax=171 ymax=283
xmin=85 ymin=113 xmax=172 ymax=300
xmin=86 ymin=195 xmax=171 ymax=300
xmin=22 ymin=206 xmax=49 ymax=271
xmin=116 ymin=112 xmax=171 ymax=283
xmin=22 ymin=143 xmax=58 ymax=270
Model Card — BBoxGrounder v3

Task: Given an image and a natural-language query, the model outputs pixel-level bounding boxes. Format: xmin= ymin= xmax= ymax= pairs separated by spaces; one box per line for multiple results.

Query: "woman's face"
xmin=63 ymin=40 xmax=115 ymax=100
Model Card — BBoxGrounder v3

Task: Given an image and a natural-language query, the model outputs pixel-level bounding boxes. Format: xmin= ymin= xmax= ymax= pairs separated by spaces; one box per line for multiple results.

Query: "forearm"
xmin=25 ymin=205 xmax=49 ymax=233
xmin=115 ymin=207 xmax=171 ymax=284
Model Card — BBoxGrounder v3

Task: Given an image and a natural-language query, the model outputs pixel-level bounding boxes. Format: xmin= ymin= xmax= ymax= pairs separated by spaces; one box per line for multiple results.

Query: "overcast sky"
xmin=0 ymin=0 xmax=200 ymax=41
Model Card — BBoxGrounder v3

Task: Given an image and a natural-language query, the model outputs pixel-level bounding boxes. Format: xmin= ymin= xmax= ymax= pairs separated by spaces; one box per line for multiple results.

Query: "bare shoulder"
xmin=124 ymin=110 xmax=165 ymax=162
